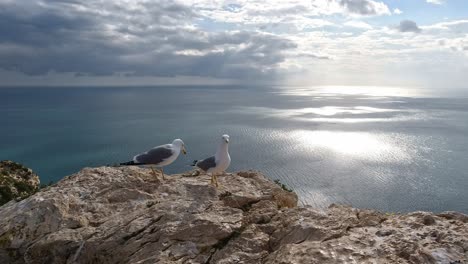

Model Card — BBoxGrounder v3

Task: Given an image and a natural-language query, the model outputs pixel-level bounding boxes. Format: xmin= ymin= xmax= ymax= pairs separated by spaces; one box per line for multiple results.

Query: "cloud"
xmin=344 ymin=20 xmax=373 ymax=29
xmin=393 ymin=8 xmax=403 ymax=15
xmin=0 ymin=0 xmax=467 ymax=88
xmin=397 ymin=20 xmax=422 ymax=33
xmin=190 ymin=0 xmax=390 ymax=33
xmin=339 ymin=0 xmax=391 ymax=16
xmin=0 ymin=0 xmax=297 ymax=80
xmin=0 ymin=0 xmax=392 ymax=81
xmin=296 ymin=53 xmax=333 ymax=60
xmin=422 ymin=19 xmax=468 ymax=31
xmin=427 ymin=0 xmax=445 ymax=4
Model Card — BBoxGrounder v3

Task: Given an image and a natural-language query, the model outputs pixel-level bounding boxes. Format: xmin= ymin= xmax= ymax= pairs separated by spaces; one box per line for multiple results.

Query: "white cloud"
xmin=393 ymin=8 xmax=403 ymax=15
xmin=191 ymin=0 xmax=390 ymax=31
xmin=427 ymin=0 xmax=445 ymax=4
xmin=422 ymin=19 xmax=468 ymax=30
xmin=344 ymin=20 xmax=373 ymax=29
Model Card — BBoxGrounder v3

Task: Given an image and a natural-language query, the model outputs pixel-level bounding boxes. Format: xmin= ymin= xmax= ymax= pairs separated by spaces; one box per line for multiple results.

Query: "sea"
xmin=1 ymin=85 xmax=467 ymax=213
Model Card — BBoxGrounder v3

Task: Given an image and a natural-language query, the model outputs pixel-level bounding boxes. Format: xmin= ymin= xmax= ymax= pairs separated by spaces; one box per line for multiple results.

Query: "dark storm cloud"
xmin=0 ymin=0 xmax=296 ymax=79
xmin=397 ymin=20 xmax=422 ymax=33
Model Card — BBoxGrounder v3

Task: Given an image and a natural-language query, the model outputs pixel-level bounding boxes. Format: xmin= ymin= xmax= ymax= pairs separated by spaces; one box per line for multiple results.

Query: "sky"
xmin=0 ymin=0 xmax=467 ymax=93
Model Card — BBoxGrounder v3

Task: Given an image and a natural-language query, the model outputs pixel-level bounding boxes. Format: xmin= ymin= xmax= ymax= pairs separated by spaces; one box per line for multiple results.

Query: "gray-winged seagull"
xmin=120 ymin=139 xmax=187 ymax=180
xmin=192 ymin=134 xmax=231 ymax=187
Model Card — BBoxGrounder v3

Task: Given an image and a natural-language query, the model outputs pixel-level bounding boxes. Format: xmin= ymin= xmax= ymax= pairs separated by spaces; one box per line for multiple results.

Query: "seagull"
xmin=192 ymin=134 xmax=231 ymax=187
xmin=120 ymin=139 xmax=187 ymax=180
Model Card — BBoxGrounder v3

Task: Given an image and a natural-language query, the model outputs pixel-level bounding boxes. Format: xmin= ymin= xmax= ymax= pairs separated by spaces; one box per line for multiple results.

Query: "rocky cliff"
xmin=0 ymin=166 xmax=466 ymax=264
xmin=0 ymin=160 xmax=40 ymax=206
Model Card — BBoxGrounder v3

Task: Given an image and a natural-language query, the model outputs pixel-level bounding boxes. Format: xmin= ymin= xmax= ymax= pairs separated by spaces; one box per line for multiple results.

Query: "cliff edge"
xmin=0 ymin=160 xmax=40 ymax=206
xmin=0 ymin=166 xmax=466 ymax=264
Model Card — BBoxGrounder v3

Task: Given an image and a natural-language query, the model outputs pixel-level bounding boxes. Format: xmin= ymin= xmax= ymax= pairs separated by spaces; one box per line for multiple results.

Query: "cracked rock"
xmin=0 ymin=166 xmax=466 ymax=264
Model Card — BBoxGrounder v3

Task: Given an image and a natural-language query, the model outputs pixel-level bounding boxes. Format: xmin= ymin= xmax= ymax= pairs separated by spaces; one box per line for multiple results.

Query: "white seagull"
xmin=120 ymin=139 xmax=187 ymax=180
xmin=193 ymin=134 xmax=231 ymax=187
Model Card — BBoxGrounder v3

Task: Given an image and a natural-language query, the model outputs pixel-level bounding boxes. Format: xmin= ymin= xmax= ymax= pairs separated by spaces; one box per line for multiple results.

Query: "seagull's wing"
xmin=133 ymin=144 xmax=174 ymax=165
xmin=196 ymin=156 xmax=216 ymax=171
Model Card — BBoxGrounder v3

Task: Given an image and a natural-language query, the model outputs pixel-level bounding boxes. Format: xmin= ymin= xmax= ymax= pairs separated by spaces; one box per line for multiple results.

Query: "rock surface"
xmin=0 ymin=160 xmax=40 ymax=206
xmin=0 ymin=166 xmax=466 ymax=264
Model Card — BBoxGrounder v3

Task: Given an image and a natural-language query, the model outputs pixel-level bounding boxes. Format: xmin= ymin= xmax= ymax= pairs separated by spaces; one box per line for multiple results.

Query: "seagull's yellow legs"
xmin=150 ymin=167 xmax=166 ymax=181
xmin=150 ymin=166 xmax=159 ymax=181
xmin=210 ymin=173 xmax=219 ymax=188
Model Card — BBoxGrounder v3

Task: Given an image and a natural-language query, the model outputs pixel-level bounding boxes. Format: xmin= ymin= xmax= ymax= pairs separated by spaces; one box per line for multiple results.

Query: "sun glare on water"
xmin=288 ymin=130 xmax=410 ymax=163
xmin=276 ymin=85 xmax=422 ymax=97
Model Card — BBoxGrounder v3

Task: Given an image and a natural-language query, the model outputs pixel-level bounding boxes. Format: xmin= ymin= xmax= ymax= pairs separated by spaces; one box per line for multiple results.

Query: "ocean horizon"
xmin=1 ymin=85 xmax=467 ymax=213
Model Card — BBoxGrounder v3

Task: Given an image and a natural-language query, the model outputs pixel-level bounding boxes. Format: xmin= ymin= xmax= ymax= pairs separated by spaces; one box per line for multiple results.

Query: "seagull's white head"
xmin=172 ymin=139 xmax=187 ymax=154
xmin=221 ymin=134 xmax=230 ymax=144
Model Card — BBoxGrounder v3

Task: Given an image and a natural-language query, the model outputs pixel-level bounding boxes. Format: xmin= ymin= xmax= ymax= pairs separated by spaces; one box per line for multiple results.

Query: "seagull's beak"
xmin=182 ymin=146 xmax=187 ymax=154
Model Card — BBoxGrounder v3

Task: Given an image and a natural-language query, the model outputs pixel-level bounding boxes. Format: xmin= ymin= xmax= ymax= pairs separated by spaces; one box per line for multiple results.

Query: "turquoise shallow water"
xmin=1 ymin=86 xmax=467 ymax=213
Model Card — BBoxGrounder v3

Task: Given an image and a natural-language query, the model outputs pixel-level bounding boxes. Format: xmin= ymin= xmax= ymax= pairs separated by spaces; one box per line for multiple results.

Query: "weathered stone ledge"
xmin=0 ymin=166 xmax=466 ymax=263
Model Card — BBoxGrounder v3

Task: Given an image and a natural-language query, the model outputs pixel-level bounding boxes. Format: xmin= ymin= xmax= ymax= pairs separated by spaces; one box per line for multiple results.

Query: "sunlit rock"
xmin=0 ymin=166 xmax=466 ymax=264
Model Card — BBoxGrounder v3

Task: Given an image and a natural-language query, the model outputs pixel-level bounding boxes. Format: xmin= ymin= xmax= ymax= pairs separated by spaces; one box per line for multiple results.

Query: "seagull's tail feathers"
xmin=191 ymin=160 xmax=198 ymax=167
xmin=119 ymin=160 xmax=143 ymax=166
